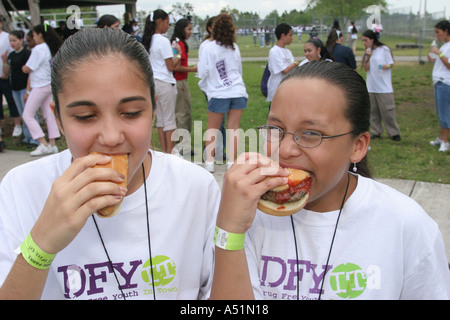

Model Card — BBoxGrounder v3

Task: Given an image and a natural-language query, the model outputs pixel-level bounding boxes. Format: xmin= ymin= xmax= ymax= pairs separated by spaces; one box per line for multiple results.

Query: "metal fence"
xmin=11 ymin=6 xmax=448 ymax=51
xmin=381 ymin=6 xmax=447 ymax=63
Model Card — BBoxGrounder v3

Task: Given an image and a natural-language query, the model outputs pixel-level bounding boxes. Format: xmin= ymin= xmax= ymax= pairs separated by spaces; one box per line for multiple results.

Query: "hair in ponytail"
xmin=305 ymin=37 xmax=332 ymax=61
xmin=142 ymin=9 xmax=169 ymax=52
xmin=33 ymin=24 xmax=63 ymax=57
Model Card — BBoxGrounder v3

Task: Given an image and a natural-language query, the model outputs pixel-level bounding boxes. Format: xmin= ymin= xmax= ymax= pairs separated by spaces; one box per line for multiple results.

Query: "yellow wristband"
xmin=214 ymin=226 xmax=245 ymax=250
xmin=20 ymin=233 xmax=56 ymax=269
xmin=439 ymin=52 xmax=445 ymax=58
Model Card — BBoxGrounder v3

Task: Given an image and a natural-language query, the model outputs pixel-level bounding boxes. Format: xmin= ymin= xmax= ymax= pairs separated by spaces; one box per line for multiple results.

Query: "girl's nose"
xmin=98 ymin=118 xmax=125 ymax=147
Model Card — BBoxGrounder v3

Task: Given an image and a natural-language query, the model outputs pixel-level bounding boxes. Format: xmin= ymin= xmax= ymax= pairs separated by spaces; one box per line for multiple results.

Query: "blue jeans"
xmin=12 ymin=89 xmax=39 ymax=145
xmin=434 ymin=81 xmax=450 ymax=129
xmin=207 ymin=97 xmax=247 ymax=113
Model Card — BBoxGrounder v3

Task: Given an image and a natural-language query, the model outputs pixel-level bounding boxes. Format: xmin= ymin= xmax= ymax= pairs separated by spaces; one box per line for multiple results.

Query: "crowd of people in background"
xmin=0 ymin=11 xmax=448 ymax=158
xmin=0 ymin=7 xmax=448 ymax=301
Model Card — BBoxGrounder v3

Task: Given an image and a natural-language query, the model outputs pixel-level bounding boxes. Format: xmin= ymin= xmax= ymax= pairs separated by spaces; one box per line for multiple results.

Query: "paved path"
xmin=1 ymin=150 xmax=449 ymax=261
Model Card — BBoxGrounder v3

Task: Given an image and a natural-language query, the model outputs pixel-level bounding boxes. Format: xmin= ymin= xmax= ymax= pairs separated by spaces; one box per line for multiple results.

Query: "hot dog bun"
xmin=258 ymin=168 xmax=311 ymax=216
xmin=90 ymin=152 xmax=128 ymax=218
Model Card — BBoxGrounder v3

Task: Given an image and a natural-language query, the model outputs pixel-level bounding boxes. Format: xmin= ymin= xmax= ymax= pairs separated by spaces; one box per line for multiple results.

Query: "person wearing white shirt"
xmin=197 ymin=13 xmax=248 ymax=173
xmin=347 ymin=21 xmax=358 ymax=54
xmin=209 ymin=61 xmax=450 ymax=301
xmin=0 ymin=28 xmax=220 ymax=300
xmin=361 ymin=29 xmax=401 ymax=141
xmin=198 ymin=16 xmax=227 ymax=162
xmin=428 ymin=20 xmax=450 ymax=152
xmin=142 ymin=9 xmax=181 ymax=154
xmin=21 ymin=24 xmax=62 ymax=156
xmin=266 ymin=23 xmax=299 ymax=104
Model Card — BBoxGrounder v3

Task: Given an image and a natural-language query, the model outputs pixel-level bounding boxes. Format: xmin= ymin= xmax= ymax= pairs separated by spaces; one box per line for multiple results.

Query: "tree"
xmin=171 ymin=2 xmax=194 ymax=17
xmin=307 ymin=0 xmax=387 ymax=29
xmin=261 ymin=10 xmax=278 ymax=27
xmin=0 ymin=1 xmax=14 ymax=31
xmin=280 ymin=9 xmax=312 ymax=26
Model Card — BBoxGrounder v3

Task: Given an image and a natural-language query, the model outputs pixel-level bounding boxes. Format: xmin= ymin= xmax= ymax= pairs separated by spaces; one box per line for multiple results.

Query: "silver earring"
xmin=352 ymin=162 xmax=358 ymax=172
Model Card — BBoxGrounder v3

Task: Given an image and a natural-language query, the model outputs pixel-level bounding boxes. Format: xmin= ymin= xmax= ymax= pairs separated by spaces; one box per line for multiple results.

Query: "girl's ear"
xmin=351 ymin=132 xmax=370 ymax=163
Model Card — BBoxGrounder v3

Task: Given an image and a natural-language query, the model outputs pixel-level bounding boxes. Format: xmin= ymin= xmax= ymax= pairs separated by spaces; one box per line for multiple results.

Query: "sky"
xmin=97 ymin=0 xmax=448 ymax=19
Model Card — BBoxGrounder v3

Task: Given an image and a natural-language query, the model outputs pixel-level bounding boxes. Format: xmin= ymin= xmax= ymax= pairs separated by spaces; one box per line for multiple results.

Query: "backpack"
xmin=261 ymin=63 xmax=270 ymax=97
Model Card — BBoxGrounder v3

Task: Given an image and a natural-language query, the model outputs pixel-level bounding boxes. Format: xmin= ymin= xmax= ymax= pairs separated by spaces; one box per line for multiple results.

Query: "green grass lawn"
xmin=1 ymin=43 xmax=448 ymax=184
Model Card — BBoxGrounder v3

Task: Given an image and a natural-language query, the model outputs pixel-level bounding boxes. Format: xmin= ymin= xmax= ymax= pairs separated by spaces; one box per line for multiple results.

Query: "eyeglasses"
xmin=257 ymin=124 xmax=355 ymax=148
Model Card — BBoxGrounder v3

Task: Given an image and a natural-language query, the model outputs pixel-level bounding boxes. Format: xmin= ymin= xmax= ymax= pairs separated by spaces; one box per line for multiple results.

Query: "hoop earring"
xmin=352 ymin=162 xmax=358 ymax=172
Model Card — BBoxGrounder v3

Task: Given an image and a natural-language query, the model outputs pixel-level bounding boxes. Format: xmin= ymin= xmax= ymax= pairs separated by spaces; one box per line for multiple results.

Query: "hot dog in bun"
xmin=90 ymin=152 xmax=128 ymax=218
xmin=258 ymin=168 xmax=311 ymax=216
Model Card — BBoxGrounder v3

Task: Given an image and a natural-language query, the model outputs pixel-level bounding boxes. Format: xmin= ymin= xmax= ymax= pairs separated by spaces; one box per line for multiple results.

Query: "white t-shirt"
xmin=197 ymin=40 xmax=248 ymax=100
xmin=197 ymin=38 xmax=212 ymax=93
xmin=432 ymin=41 xmax=450 ymax=86
xmin=25 ymin=42 xmax=52 ymax=88
xmin=0 ymin=31 xmax=12 ymax=78
xmin=149 ymin=34 xmax=176 ymax=84
xmin=266 ymin=45 xmax=294 ymax=102
xmin=347 ymin=25 xmax=358 ymax=39
xmin=365 ymin=45 xmax=394 ymax=93
xmin=0 ymin=149 xmax=220 ymax=300
xmin=245 ymin=175 xmax=450 ymax=300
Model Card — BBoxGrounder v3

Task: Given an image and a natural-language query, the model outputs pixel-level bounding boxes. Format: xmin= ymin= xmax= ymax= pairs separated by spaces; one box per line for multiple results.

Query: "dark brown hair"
xmin=142 ymin=9 xmax=169 ymax=52
xmin=33 ymin=24 xmax=63 ymax=57
xmin=212 ymin=13 xmax=236 ymax=50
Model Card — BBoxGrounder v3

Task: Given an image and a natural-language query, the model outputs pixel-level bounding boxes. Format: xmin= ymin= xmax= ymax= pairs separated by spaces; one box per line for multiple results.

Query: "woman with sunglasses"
xmin=210 ymin=61 xmax=450 ymax=300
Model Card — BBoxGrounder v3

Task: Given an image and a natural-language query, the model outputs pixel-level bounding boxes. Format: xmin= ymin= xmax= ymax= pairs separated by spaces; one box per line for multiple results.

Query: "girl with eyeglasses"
xmin=210 ymin=61 xmax=450 ymax=300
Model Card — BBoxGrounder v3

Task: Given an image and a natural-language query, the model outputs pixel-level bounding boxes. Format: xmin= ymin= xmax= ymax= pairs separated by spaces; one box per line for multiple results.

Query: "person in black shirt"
xmin=326 ymin=29 xmax=356 ymax=70
xmin=2 ymin=30 xmax=38 ymax=146
xmin=55 ymin=21 xmax=72 ymax=41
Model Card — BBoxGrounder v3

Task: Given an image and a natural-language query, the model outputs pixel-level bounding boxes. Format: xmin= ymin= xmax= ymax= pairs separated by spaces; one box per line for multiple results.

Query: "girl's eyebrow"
xmin=119 ymin=96 xmax=147 ymax=104
xmin=64 ymin=96 xmax=147 ymax=109
xmin=266 ymin=115 xmax=281 ymax=123
xmin=65 ymin=100 xmax=95 ymax=109
xmin=267 ymin=115 xmax=323 ymax=127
